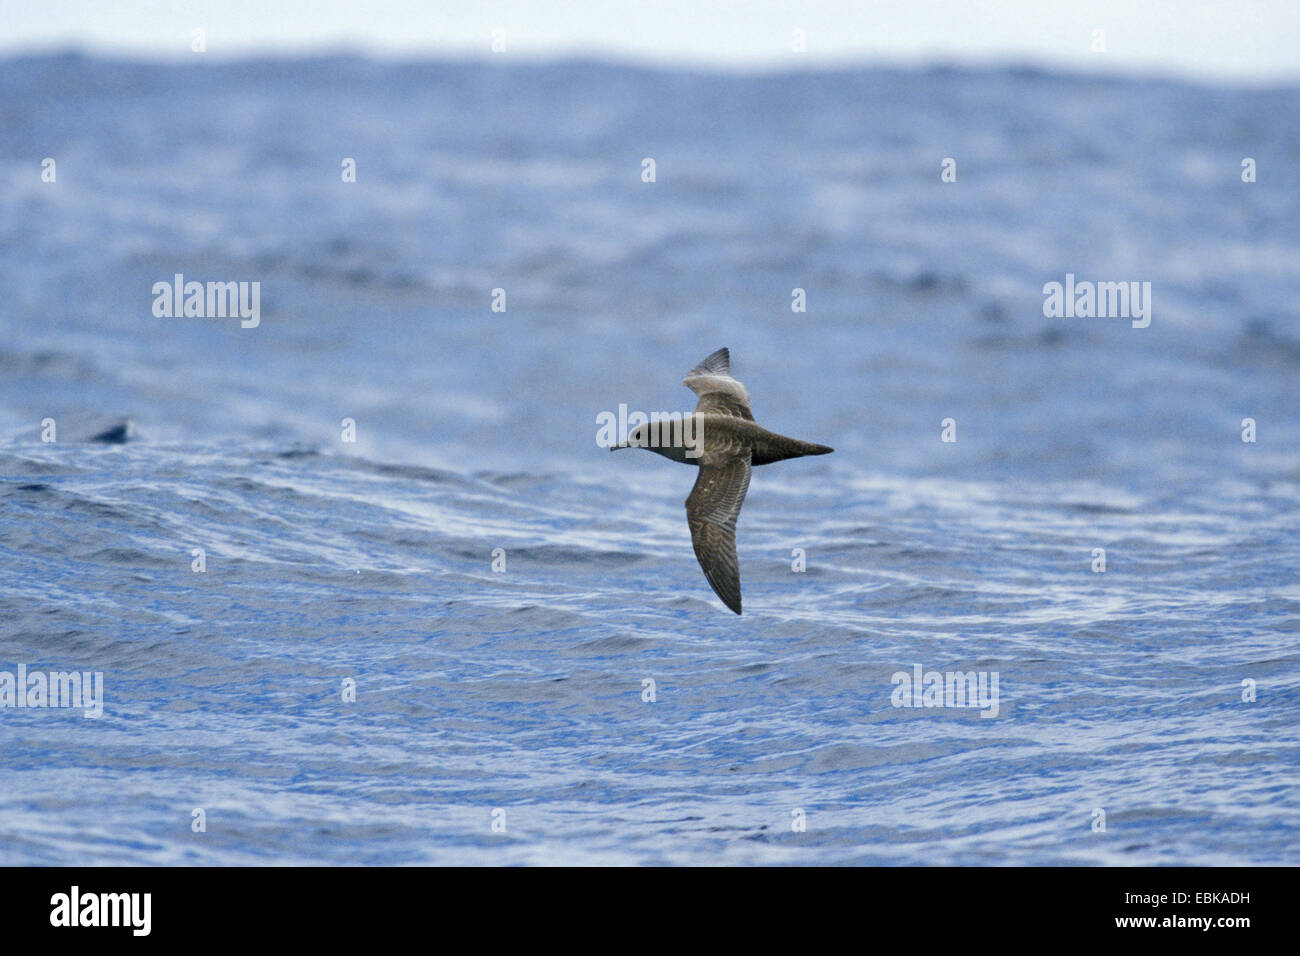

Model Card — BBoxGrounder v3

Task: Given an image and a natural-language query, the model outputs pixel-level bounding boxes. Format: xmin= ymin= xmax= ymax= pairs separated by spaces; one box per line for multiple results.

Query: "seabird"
xmin=612 ymin=347 xmax=833 ymax=614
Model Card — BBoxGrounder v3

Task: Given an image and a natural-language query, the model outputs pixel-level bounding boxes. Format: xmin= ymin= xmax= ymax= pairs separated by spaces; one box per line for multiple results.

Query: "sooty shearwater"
xmin=612 ymin=347 xmax=833 ymax=614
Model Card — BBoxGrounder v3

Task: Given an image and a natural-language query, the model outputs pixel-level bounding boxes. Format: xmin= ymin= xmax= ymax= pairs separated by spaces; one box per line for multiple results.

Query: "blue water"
xmin=1 ymin=54 xmax=1298 ymax=865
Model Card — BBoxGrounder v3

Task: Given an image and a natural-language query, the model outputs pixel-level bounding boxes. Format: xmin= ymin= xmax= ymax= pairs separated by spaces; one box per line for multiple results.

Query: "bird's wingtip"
xmin=687 ymin=347 xmax=732 ymax=378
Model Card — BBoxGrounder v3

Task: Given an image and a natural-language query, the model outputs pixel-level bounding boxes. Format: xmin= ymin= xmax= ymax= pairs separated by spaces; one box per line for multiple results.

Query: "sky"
xmin=2 ymin=1 xmax=1297 ymax=83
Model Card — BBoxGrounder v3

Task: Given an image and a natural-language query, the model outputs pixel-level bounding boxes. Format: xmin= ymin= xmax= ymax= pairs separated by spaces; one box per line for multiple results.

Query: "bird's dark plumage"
xmin=613 ymin=347 xmax=833 ymax=614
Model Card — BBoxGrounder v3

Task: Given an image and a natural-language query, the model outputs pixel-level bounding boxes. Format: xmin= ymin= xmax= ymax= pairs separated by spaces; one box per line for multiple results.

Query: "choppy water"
xmin=1 ymin=54 xmax=1298 ymax=865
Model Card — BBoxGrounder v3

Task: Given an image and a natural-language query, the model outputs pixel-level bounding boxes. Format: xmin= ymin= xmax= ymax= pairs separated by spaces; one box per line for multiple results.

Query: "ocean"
xmin=1 ymin=53 xmax=1297 ymax=864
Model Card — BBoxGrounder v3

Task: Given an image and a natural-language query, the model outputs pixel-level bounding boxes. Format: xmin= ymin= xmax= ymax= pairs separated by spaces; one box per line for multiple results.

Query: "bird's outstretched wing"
xmin=683 ymin=347 xmax=753 ymax=421
xmin=685 ymin=453 xmax=752 ymax=614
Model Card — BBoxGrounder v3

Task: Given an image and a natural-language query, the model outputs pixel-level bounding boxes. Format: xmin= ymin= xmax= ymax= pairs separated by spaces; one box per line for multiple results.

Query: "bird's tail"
xmin=751 ymin=433 xmax=834 ymax=466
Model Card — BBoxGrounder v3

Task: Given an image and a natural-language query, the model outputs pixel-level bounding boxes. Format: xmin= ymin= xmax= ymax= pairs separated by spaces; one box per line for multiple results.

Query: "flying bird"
xmin=612 ymin=347 xmax=833 ymax=614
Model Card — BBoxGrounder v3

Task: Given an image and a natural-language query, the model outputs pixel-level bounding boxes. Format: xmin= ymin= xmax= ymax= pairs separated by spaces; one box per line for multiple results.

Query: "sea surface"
xmin=1 ymin=54 xmax=1298 ymax=865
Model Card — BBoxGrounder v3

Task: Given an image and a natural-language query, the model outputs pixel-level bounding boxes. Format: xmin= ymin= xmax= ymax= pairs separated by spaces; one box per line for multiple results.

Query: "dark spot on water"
xmin=877 ymin=269 xmax=968 ymax=294
xmin=277 ymin=446 xmax=319 ymax=460
xmin=477 ymin=471 xmax=547 ymax=489
xmin=1068 ymin=502 xmax=1133 ymax=515
xmin=389 ymin=273 xmax=422 ymax=290
xmin=89 ymin=422 xmax=132 ymax=443
xmin=362 ymin=461 xmax=461 ymax=485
